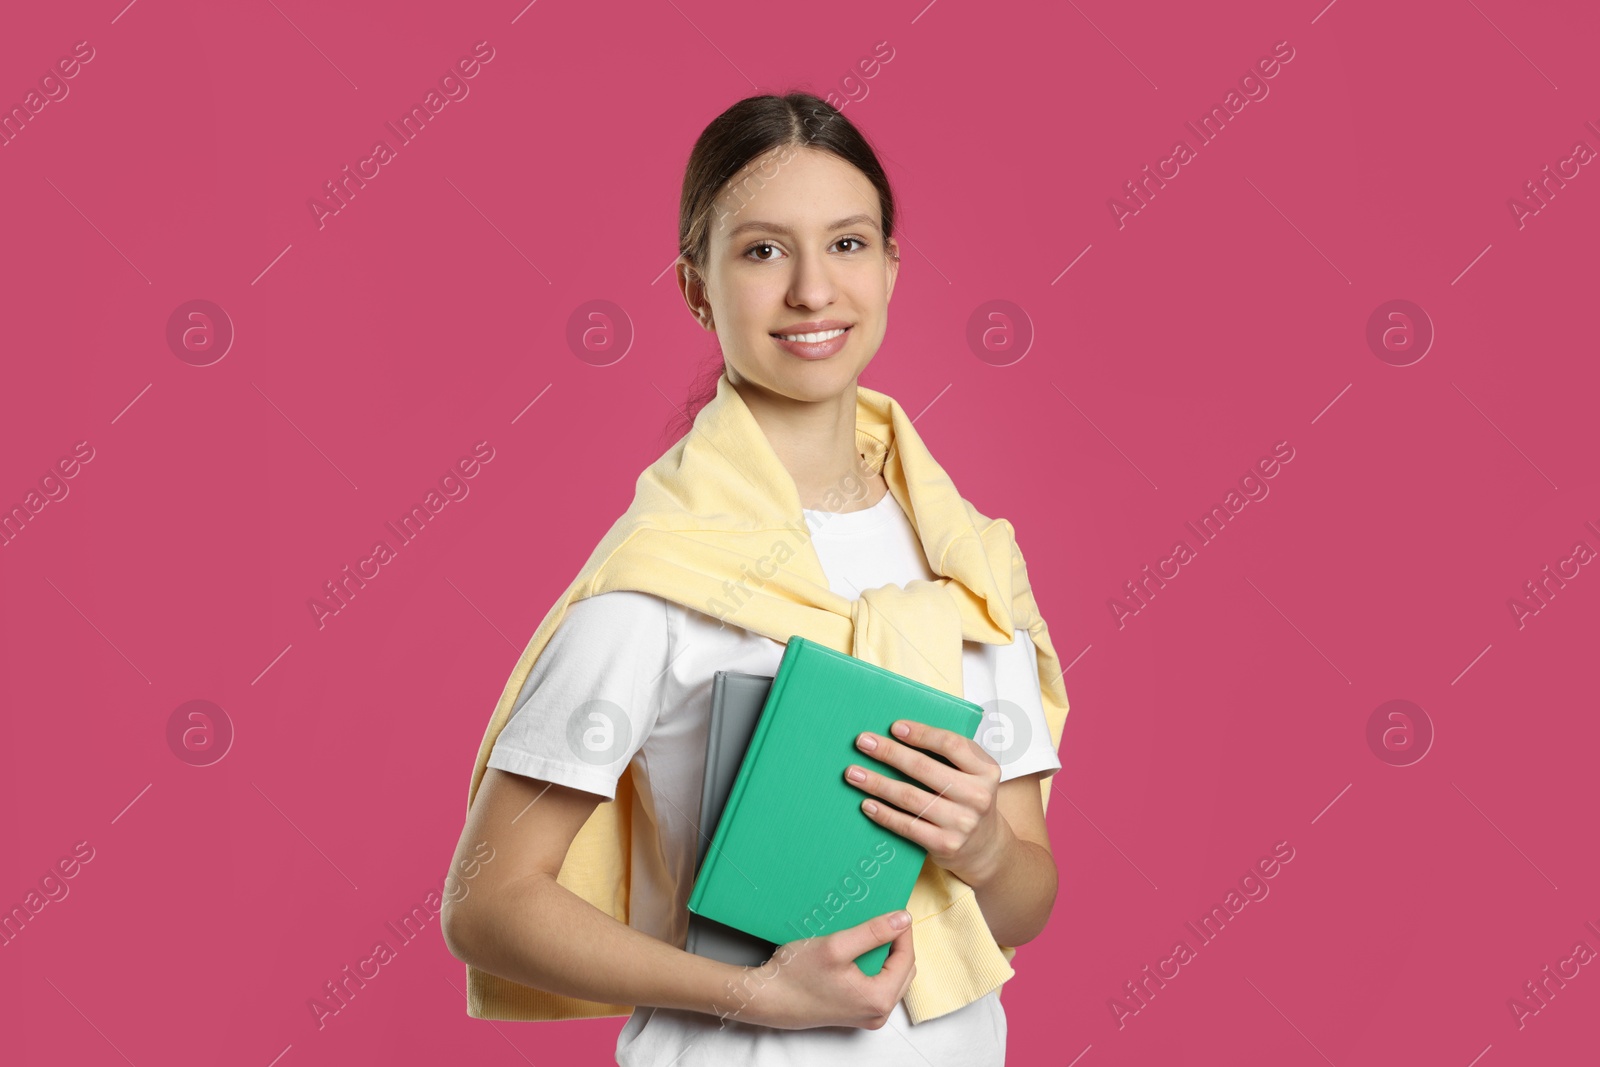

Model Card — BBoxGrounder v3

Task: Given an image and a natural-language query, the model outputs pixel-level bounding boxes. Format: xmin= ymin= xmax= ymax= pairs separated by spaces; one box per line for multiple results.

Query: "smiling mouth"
xmin=771 ymin=326 xmax=850 ymax=342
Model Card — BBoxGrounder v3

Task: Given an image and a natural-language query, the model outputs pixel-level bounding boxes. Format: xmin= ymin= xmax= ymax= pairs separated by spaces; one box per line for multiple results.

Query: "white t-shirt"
xmin=486 ymin=488 xmax=1062 ymax=1066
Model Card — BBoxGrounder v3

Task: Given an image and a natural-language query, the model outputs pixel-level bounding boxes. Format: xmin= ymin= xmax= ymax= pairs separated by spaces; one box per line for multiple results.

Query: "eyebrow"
xmin=724 ymin=213 xmax=881 ymax=241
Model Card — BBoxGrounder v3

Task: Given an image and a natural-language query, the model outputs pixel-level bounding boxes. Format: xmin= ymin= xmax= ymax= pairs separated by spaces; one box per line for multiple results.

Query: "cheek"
xmin=727 ymin=282 xmax=786 ymax=334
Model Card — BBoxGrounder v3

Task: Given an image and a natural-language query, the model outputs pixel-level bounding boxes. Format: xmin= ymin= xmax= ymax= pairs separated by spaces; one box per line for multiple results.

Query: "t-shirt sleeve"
xmin=485 ymin=590 xmax=671 ymax=801
xmin=976 ymin=627 xmax=1063 ymax=783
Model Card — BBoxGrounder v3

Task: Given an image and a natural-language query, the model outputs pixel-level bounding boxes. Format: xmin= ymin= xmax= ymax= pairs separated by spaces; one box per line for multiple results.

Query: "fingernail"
xmin=857 ymin=733 xmax=877 ymax=751
xmin=847 ymin=766 xmax=866 ymax=782
xmin=890 ymin=910 xmax=910 ymax=928
xmin=892 ymin=721 xmax=910 ymax=737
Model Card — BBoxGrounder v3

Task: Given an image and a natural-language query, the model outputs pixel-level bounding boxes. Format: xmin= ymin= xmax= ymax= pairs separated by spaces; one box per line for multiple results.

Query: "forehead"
xmin=710 ymin=146 xmax=880 ymax=243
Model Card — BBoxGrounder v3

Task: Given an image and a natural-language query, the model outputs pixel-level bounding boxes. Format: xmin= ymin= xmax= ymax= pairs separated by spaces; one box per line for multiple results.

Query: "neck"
xmin=729 ymin=375 xmax=883 ymax=512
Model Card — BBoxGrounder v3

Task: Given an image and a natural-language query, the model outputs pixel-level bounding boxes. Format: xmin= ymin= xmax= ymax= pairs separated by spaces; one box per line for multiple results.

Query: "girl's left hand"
xmin=844 ymin=719 xmax=1010 ymax=887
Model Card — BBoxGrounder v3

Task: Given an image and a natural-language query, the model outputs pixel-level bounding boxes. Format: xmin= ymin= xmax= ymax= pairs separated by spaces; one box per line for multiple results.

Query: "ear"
xmin=675 ymin=256 xmax=715 ymax=331
xmin=884 ymin=237 xmax=900 ymax=302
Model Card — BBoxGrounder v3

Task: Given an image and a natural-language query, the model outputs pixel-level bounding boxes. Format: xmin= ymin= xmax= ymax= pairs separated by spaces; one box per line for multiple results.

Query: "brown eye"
xmin=746 ymin=242 xmax=781 ymax=262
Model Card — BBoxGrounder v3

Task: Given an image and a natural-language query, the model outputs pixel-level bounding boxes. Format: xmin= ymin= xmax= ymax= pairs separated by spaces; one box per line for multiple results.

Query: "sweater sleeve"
xmin=486 ymin=590 xmax=671 ymax=801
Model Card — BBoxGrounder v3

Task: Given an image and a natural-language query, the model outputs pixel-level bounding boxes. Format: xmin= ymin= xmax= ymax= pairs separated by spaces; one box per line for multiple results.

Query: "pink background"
xmin=3 ymin=0 xmax=1597 ymax=1064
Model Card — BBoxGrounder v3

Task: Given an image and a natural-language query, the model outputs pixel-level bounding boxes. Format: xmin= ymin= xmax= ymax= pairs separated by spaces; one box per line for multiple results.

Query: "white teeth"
xmin=775 ymin=327 xmax=847 ymax=343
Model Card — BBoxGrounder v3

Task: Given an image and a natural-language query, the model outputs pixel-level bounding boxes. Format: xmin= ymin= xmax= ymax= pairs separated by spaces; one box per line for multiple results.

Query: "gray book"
xmin=682 ymin=670 xmax=779 ymax=968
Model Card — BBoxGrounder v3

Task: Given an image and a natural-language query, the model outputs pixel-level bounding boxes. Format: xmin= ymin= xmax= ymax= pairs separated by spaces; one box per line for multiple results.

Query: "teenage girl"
xmin=442 ymin=91 xmax=1060 ymax=1066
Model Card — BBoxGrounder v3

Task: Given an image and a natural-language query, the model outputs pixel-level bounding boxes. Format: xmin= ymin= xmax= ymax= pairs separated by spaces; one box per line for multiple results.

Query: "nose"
xmin=786 ymin=246 xmax=838 ymax=310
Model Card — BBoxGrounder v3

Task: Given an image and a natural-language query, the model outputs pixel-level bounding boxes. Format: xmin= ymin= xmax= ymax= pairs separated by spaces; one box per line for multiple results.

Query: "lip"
xmin=770 ymin=321 xmax=853 ymax=360
xmin=773 ymin=319 xmax=852 ymax=335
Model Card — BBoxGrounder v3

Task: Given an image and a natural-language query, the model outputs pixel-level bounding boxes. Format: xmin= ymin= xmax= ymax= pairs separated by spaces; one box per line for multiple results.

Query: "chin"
xmin=729 ymin=339 xmax=875 ymax=402
xmin=774 ymin=358 xmax=870 ymax=401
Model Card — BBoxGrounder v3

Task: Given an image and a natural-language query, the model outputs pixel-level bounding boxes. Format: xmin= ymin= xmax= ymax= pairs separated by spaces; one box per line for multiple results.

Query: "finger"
xmin=860 ymin=794 xmax=941 ymax=852
xmin=837 ymin=908 xmax=913 ymax=960
xmin=876 ymin=924 xmax=916 ymax=990
xmin=856 ymin=733 xmax=962 ymax=804
xmin=863 ymin=722 xmax=997 ymax=788
xmin=845 ymin=764 xmax=958 ymax=828
xmin=891 ymin=719 xmax=998 ymax=775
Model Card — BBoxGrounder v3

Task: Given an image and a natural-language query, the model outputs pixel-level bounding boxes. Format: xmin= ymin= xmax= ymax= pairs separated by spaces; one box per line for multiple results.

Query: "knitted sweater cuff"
xmin=900 ymin=890 xmax=1017 ymax=1025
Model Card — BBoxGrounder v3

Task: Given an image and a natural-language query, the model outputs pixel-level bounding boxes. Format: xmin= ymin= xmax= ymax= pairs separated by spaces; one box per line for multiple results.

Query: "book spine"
xmin=697 ymin=675 xmax=728 ymax=848
xmin=689 ymin=676 xmax=728 ymax=914
xmin=687 ymin=640 xmax=801 ymax=914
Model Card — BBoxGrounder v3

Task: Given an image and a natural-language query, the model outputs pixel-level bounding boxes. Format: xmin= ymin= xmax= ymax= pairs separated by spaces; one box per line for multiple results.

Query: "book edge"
xmin=686 ymin=642 xmax=800 ymax=914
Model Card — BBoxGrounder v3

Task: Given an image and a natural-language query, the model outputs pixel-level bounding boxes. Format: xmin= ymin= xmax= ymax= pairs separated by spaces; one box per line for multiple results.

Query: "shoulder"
xmin=501 ymin=592 xmax=678 ymax=731
xmin=542 ymin=590 xmax=677 ymax=662
xmin=561 ymin=589 xmax=674 ymax=626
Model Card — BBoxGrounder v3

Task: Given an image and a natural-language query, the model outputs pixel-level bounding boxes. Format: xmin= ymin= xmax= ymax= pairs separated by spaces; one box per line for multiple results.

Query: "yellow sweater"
xmin=463 ymin=371 xmax=1070 ymax=1025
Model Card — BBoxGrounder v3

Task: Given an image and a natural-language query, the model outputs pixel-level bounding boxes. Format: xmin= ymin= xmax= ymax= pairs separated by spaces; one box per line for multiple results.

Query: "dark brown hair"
xmin=660 ymin=91 xmax=898 ymax=445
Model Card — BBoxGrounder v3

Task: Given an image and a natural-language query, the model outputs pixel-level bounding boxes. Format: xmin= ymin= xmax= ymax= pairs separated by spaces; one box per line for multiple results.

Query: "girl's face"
xmin=683 ymin=146 xmax=899 ymax=404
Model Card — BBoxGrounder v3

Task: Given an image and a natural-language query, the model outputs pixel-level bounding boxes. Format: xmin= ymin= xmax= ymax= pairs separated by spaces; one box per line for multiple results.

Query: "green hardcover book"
xmin=686 ymin=635 xmax=985 ymax=975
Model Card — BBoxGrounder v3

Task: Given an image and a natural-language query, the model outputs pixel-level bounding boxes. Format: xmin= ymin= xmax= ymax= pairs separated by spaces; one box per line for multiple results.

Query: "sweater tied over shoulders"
xmin=464 ymin=371 xmax=1070 ymax=1025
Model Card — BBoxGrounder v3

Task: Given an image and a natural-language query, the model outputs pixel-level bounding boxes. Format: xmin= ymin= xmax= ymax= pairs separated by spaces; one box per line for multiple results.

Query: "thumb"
xmin=831 ymin=908 xmax=912 ymax=961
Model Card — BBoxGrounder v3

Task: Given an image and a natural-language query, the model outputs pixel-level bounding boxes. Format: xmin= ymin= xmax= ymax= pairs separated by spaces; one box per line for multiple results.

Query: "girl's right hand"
xmin=722 ymin=909 xmax=918 ymax=1031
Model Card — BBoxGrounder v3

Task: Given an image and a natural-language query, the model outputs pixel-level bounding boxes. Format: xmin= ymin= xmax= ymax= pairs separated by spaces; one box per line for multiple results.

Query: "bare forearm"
xmin=966 ymin=823 xmax=1057 ymax=948
xmin=446 ymin=873 xmax=743 ymax=1017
